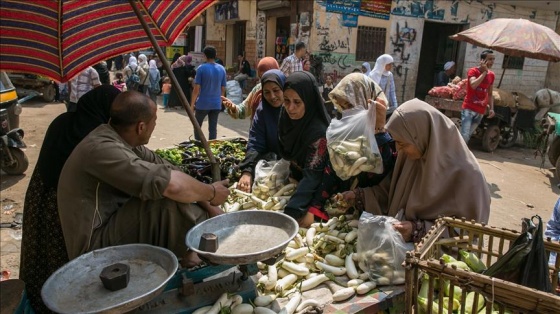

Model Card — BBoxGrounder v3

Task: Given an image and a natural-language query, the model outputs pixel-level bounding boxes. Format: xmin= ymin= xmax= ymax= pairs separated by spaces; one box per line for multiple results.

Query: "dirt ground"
xmin=1 ymin=96 xmax=558 ymax=280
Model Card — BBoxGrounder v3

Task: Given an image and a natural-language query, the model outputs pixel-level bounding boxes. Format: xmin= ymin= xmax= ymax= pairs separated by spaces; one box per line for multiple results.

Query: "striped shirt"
xmin=69 ymin=67 xmax=101 ymax=103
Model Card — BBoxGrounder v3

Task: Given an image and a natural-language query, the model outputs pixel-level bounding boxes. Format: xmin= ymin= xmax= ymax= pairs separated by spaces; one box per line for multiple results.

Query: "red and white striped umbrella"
xmin=0 ymin=0 xmax=215 ymax=82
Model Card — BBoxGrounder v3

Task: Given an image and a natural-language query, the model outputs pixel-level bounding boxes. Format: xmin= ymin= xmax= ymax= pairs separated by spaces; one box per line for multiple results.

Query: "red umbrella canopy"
xmin=450 ymin=18 xmax=560 ymax=62
xmin=0 ymin=0 xmax=215 ymax=82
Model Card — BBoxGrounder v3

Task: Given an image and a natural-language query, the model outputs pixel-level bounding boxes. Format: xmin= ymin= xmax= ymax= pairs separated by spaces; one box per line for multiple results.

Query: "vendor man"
xmin=435 ymin=61 xmax=456 ymax=86
xmin=58 ymin=91 xmax=230 ymax=265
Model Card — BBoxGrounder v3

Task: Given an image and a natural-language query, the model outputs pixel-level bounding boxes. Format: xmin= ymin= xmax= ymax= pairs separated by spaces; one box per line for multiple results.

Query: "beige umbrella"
xmin=450 ymin=18 xmax=560 ymax=87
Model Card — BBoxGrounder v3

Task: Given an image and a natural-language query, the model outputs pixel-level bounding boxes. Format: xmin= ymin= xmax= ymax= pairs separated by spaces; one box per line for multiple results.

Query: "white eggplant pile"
xmin=252 ymin=214 xmax=381 ymax=314
xmin=327 ymin=136 xmax=381 ymax=180
xmin=221 ymin=180 xmax=297 ymax=213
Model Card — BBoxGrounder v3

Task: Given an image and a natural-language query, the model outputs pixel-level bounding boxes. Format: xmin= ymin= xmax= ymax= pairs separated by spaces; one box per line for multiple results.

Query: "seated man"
xmin=234 ymin=54 xmax=251 ymax=84
xmin=58 ymin=91 xmax=230 ymax=265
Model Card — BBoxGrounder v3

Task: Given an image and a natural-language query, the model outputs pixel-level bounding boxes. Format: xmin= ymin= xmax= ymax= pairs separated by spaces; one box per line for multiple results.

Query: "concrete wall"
xmin=308 ymin=0 xmax=558 ymax=103
xmin=387 ymin=0 xmax=558 ymax=102
xmin=546 ymin=17 xmax=560 ymax=91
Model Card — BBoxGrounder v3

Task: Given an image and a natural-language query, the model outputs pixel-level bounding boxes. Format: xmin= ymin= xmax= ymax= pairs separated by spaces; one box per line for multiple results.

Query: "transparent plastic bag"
xmin=326 ymin=105 xmax=383 ymax=180
xmin=226 ymin=80 xmax=243 ymax=105
xmin=356 ymin=213 xmax=411 ymax=285
xmin=251 ymin=159 xmax=291 ymax=200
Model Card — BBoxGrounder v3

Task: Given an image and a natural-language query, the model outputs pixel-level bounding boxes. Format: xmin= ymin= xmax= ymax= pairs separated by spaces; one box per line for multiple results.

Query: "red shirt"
xmin=462 ymin=67 xmax=495 ymax=114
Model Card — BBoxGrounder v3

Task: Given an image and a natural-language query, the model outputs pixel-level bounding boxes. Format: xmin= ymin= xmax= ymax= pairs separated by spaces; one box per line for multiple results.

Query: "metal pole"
xmin=497 ymin=56 xmax=509 ymax=88
xmin=128 ymin=0 xmax=221 ymax=182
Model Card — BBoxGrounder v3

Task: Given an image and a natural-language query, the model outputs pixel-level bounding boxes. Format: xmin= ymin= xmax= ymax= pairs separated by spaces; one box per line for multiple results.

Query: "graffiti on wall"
xmin=390 ymin=21 xmax=416 ymax=64
xmin=391 ymin=0 xmax=445 ymax=20
xmin=256 ymin=10 xmax=266 ymax=59
xmin=313 ymin=52 xmax=356 ymax=71
xmin=319 ymin=36 xmax=350 ymax=52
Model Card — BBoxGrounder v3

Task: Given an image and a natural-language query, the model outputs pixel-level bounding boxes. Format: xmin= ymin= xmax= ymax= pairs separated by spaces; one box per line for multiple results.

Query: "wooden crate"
xmin=404 ymin=217 xmax=560 ymax=314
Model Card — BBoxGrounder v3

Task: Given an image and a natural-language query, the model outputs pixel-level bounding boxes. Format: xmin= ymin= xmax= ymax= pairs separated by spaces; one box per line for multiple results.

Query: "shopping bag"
xmin=484 ymin=215 xmax=552 ymax=293
xmin=356 ymin=213 xmax=411 ymax=285
xmin=326 ymin=105 xmax=383 ymax=180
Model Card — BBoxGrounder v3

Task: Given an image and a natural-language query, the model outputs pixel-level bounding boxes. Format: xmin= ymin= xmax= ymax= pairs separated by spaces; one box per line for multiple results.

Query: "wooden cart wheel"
xmin=450 ymin=117 xmax=462 ymax=130
xmin=482 ymin=124 xmax=500 ymax=152
xmin=41 ymin=83 xmax=56 ymax=102
xmin=498 ymin=125 xmax=518 ymax=148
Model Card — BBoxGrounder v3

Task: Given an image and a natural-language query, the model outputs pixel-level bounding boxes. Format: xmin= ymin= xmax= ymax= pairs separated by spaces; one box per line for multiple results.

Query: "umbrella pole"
xmin=128 ymin=0 xmax=221 ymax=183
xmin=497 ymin=56 xmax=510 ymax=88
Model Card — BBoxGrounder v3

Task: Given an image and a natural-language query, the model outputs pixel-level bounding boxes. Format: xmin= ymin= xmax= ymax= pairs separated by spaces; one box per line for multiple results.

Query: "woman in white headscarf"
xmin=137 ymin=54 xmax=150 ymax=94
xmin=148 ymin=59 xmax=161 ymax=103
xmin=123 ymin=56 xmax=145 ymax=91
xmin=369 ymin=54 xmax=398 ymax=117
xmin=361 ymin=62 xmax=372 ymax=77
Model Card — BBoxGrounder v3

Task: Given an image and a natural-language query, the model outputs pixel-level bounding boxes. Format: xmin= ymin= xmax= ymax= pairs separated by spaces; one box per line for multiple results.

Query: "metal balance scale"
xmin=42 ymin=210 xmax=298 ymax=313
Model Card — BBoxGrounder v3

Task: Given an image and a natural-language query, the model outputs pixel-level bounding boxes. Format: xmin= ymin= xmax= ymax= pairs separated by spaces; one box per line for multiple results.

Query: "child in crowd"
xmin=322 ymin=75 xmax=335 ymax=101
xmin=162 ymin=77 xmax=172 ymax=108
xmin=111 ymin=72 xmax=127 ymax=92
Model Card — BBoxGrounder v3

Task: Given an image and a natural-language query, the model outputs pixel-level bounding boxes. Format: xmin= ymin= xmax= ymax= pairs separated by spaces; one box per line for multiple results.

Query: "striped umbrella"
xmin=0 ymin=0 xmax=215 ymax=82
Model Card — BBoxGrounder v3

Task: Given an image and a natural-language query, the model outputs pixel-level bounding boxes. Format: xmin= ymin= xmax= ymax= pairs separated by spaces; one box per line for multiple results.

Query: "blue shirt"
xmin=248 ymin=102 xmax=281 ymax=156
xmin=194 ymin=62 xmax=226 ymax=110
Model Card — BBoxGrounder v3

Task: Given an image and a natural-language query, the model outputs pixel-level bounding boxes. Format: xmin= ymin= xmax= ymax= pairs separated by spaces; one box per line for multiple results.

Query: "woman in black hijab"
xmin=279 ymin=71 xmax=338 ymax=227
xmin=20 ymin=85 xmax=120 ymax=313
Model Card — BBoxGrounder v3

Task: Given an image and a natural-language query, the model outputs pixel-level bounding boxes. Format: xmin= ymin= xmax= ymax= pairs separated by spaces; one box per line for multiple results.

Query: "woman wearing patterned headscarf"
xmin=328 ymin=73 xmax=397 ymax=190
xmin=169 ymin=55 xmax=196 ymax=108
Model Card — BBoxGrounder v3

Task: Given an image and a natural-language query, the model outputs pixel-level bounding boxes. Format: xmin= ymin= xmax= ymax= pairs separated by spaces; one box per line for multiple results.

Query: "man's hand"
xmin=393 ymin=221 xmax=413 ymax=242
xmin=237 ymin=173 xmax=252 ymax=192
xmin=206 ymin=204 xmax=225 ymax=218
xmin=210 ymin=179 xmax=230 ymax=206
xmin=487 ymin=109 xmax=495 ymax=118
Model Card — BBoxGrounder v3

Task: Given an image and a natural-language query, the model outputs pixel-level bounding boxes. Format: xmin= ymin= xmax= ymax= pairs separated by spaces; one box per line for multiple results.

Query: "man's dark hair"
xmin=481 ymin=50 xmax=494 ymax=60
xmin=203 ymin=46 xmax=217 ymax=59
xmin=295 ymin=42 xmax=306 ymax=52
xmin=110 ymin=91 xmax=154 ymax=129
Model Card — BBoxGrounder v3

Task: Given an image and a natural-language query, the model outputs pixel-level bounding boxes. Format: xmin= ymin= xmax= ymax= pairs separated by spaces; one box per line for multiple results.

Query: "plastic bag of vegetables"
xmin=326 ymin=106 xmax=383 ymax=180
xmin=251 ymin=159 xmax=291 ymax=199
xmin=356 ymin=213 xmax=411 ymax=285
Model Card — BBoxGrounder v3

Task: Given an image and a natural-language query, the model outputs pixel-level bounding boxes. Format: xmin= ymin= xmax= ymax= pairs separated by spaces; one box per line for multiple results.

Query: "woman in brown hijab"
xmin=343 ymin=98 xmax=490 ymax=242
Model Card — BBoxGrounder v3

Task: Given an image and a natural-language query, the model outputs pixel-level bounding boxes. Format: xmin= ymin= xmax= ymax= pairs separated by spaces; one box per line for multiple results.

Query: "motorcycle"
xmin=0 ymin=71 xmax=29 ymax=175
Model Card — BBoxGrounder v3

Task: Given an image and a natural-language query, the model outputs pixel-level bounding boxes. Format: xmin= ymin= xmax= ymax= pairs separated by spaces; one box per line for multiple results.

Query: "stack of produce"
xmin=155 ymin=138 xmax=247 ymax=184
xmin=417 ymin=251 xmax=514 ymax=314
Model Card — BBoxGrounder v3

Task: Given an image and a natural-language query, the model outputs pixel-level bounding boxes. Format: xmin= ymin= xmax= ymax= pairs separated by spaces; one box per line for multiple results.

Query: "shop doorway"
xmin=415 ymin=21 xmax=467 ymax=100
xmin=233 ymin=21 xmax=246 ymax=60
xmin=275 ymin=16 xmax=291 ymax=62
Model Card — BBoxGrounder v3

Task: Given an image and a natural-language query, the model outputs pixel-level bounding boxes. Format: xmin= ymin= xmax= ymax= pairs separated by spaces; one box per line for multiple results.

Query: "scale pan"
xmin=186 ymin=210 xmax=298 ymax=265
xmin=42 ymin=244 xmax=178 ymax=313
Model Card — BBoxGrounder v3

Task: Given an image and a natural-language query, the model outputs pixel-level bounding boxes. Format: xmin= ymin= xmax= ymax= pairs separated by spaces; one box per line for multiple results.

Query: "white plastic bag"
xmin=251 ymin=159 xmax=291 ymax=200
xmin=356 ymin=212 xmax=412 ymax=285
xmin=326 ymin=105 xmax=382 ymax=180
xmin=226 ymin=80 xmax=243 ymax=105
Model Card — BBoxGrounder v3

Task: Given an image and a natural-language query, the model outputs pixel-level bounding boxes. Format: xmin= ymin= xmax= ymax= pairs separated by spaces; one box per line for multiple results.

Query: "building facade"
xmin=191 ymin=0 xmax=559 ymax=102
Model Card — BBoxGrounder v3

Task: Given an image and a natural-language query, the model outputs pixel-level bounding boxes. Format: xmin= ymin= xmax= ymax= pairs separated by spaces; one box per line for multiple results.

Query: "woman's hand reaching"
xmin=298 ymin=212 xmax=315 ymax=228
xmin=393 ymin=221 xmax=413 ymax=242
xmin=237 ymin=172 xmax=252 ymax=192
xmin=221 ymin=96 xmax=238 ymax=114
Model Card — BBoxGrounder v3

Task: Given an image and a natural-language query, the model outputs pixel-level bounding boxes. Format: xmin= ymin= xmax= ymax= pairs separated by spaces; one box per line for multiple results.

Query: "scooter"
xmin=0 ymin=106 xmax=28 ymax=175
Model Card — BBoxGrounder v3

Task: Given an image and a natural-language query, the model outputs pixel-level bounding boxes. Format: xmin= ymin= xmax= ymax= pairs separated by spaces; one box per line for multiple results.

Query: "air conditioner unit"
xmin=258 ymin=0 xmax=290 ymax=11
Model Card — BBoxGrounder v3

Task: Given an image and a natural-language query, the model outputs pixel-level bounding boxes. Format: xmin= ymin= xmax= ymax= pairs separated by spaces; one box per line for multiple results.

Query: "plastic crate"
xmin=404 ymin=217 xmax=560 ymax=314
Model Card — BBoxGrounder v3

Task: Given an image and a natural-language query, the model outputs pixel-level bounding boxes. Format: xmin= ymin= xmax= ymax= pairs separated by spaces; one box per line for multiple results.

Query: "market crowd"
xmin=19 ymin=42 xmax=496 ymax=312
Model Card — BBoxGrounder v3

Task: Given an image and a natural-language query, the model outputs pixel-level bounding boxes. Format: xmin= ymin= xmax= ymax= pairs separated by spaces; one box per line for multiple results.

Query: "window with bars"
xmin=502 ymin=55 xmax=524 ymax=70
xmin=356 ymin=26 xmax=386 ymax=61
